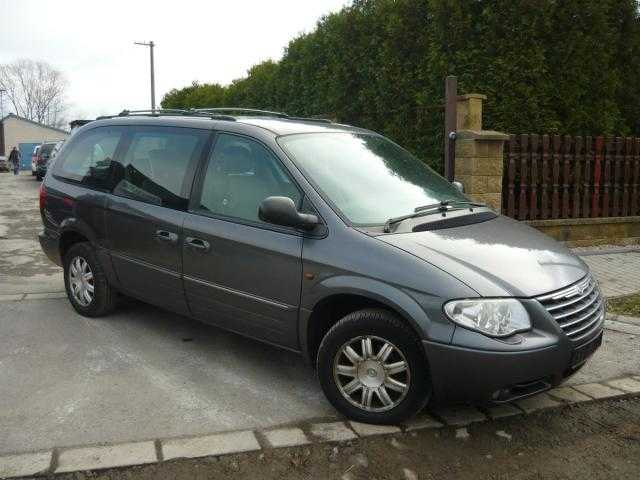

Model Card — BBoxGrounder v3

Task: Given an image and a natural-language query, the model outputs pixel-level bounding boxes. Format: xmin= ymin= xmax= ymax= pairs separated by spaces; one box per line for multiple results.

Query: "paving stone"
xmin=262 ymin=428 xmax=310 ymax=448
xmin=606 ymin=377 xmax=640 ymax=393
xmin=162 ymin=430 xmax=260 ymax=460
xmin=349 ymin=421 xmax=401 ymax=437
xmin=309 ymin=422 xmax=357 ymax=442
xmin=56 ymin=441 xmax=157 ymax=473
xmin=605 ymin=320 xmax=640 ymax=336
xmin=430 ymin=405 xmax=487 ymax=426
xmin=403 ymin=413 xmax=444 ymax=431
xmin=515 ymin=393 xmax=562 ymax=413
xmin=0 ymin=294 xmax=24 ymax=302
xmin=484 ymin=403 xmax=523 ymax=419
xmin=548 ymin=386 xmax=593 ymax=403
xmin=573 ymin=382 xmax=626 ymax=400
xmin=24 ymin=292 xmax=67 ymax=300
xmin=0 ymin=451 xmax=52 ymax=478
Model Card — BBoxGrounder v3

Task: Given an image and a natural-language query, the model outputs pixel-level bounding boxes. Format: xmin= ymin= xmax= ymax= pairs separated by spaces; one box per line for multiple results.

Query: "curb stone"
xmin=0 ymin=376 xmax=638 ymax=479
xmin=162 ymin=431 xmax=260 ymax=461
xmin=309 ymin=422 xmax=358 ymax=443
xmin=573 ymin=382 xmax=626 ymax=399
xmin=547 ymin=386 xmax=592 ymax=403
xmin=262 ymin=428 xmax=310 ymax=448
xmin=484 ymin=403 xmax=523 ymax=419
xmin=56 ymin=441 xmax=156 ymax=473
xmin=350 ymin=422 xmax=401 ymax=437
xmin=430 ymin=405 xmax=486 ymax=426
xmin=516 ymin=393 xmax=562 ymax=413
xmin=605 ymin=377 xmax=640 ymax=393
xmin=0 ymin=451 xmax=52 ymax=478
xmin=0 ymin=294 xmax=24 ymax=302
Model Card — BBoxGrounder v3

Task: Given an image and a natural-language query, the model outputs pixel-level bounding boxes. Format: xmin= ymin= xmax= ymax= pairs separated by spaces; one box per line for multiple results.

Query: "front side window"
xmin=55 ymin=127 xmax=123 ymax=188
xmin=197 ymin=133 xmax=302 ymax=224
xmin=278 ymin=132 xmax=467 ymax=225
xmin=111 ymin=127 xmax=209 ymax=210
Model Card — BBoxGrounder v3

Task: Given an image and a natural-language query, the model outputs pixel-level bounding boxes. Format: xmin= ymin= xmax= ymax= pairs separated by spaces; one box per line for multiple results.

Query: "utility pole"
xmin=134 ymin=41 xmax=156 ymax=111
xmin=443 ymin=75 xmax=458 ymax=182
xmin=0 ymin=88 xmax=6 ymax=119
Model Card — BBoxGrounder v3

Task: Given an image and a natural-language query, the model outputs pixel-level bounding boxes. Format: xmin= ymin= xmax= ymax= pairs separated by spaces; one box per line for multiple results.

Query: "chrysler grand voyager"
xmin=39 ymin=108 xmax=604 ymax=424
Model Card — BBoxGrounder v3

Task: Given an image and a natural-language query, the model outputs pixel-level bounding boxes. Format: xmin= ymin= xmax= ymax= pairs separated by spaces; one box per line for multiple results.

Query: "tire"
xmin=36 ymin=174 xmax=42 ymax=181
xmin=63 ymin=242 xmax=117 ymax=317
xmin=317 ymin=308 xmax=431 ymax=424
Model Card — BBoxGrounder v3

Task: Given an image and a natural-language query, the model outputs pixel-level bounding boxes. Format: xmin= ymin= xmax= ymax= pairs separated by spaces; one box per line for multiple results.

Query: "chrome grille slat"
xmin=559 ymin=300 xmax=602 ymax=329
xmin=545 ymin=282 xmax=596 ymax=312
xmin=537 ymin=276 xmax=591 ymax=302
xmin=553 ymin=291 xmax=600 ymax=321
xmin=536 ymin=275 xmax=604 ymax=339
xmin=566 ymin=309 xmax=604 ymax=338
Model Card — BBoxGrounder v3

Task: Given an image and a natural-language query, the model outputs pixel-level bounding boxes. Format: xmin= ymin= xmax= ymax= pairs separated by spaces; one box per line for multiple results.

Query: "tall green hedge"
xmin=161 ymin=0 xmax=640 ymax=171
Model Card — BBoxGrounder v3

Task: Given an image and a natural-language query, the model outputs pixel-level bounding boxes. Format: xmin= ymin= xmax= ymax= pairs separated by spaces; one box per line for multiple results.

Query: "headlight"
xmin=443 ymin=299 xmax=531 ymax=338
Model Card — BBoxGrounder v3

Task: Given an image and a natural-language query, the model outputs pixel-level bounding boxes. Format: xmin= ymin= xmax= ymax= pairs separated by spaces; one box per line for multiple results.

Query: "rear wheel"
xmin=317 ymin=308 xmax=431 ymax=424
xmin=63 ymin=242 xmax=117 ymax=317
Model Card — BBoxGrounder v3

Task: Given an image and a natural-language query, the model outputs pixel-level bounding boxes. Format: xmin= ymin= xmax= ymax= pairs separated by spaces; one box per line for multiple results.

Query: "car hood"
xmin=379 ymin=215 xmax=588 ymax=297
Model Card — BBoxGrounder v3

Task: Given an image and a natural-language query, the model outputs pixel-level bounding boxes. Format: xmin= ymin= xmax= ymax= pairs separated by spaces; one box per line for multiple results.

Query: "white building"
xmin=0 ymin=114 xmax=70 ymax=169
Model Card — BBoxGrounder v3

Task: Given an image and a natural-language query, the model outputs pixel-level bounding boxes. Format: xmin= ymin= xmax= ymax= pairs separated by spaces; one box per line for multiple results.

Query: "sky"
xmin=0 ymin=0 xmax=350 ymax=121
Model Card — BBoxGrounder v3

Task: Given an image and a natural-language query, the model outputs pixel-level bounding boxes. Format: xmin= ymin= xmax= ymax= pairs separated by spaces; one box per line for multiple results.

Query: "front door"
xmin=105 ymin=125 xmax=210 ymax=315
xmin=183 ymin=133 xmax=304 ymax=349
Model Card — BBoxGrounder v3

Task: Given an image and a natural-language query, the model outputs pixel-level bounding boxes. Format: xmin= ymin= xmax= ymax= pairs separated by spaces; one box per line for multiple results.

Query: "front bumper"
xmin=424 ymin=314 xmax=604 ymax=404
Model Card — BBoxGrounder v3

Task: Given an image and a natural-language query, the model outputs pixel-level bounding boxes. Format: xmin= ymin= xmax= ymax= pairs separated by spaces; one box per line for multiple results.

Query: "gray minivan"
xmin=39 ymin=109 xmax=604 ymax=424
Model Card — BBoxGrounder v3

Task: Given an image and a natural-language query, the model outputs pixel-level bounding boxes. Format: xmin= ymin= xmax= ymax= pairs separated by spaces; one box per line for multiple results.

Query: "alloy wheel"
xmin=68 ymin=256 xmax=95 ymax=307
xmin=333 ymin=335 xmax=410 ymax=412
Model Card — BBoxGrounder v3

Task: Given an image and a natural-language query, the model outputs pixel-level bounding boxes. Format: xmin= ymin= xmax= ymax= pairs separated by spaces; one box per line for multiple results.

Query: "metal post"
xmin=0 ymin=88 xmax=6 ymax=119
xmin=444 ymin=76 xmax=457 ymax=181
xmin=134 ymin=41 xmax=156 ymax=112
xmin=149 ymin=41 xmax=155 ymax=112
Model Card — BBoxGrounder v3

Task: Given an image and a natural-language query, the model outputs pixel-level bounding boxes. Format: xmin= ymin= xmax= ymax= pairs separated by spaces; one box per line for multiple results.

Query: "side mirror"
xmin=452 ymin=181 xmax=465 ymax=194
xmin=259 ymin=196 xmax=319 ymax=231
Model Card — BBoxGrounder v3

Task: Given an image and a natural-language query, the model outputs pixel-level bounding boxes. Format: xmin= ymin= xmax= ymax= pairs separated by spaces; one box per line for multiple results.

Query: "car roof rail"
xmin=95 ymin=109 xmax=236 ymax=121
xmin=195 ymin=107 xmax=334 ymax=124
xmin=194 ymin=107 xmax=289 ymax=118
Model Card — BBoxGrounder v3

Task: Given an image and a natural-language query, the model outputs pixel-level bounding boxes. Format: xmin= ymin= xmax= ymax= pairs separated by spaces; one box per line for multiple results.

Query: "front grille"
xmin=536 ymin=275 xmax=605 ymax=340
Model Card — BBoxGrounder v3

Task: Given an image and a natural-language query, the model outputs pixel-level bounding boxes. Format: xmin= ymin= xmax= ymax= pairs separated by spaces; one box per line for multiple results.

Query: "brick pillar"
xmin=454 ymin=94 xmax=508 ymax=213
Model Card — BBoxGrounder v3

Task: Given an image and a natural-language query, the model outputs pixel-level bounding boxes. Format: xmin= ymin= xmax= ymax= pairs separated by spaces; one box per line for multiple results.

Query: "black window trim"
xmin=188 ymin=130 xmax=322 ymax=237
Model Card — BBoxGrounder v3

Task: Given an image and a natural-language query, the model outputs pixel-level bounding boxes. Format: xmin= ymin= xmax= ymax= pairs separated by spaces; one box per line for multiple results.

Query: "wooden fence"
xmin=503 ymin=135 xmax=640 ymax=220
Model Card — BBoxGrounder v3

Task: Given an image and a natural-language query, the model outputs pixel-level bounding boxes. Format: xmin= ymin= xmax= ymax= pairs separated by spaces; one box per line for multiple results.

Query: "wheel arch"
xmin=301 ymin=276 xmax=433 ymax=365
xmin=58 ymin=219 xmax=95 ymax=260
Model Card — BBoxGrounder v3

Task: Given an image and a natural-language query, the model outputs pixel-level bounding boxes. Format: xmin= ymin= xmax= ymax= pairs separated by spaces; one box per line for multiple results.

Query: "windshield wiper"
xmin=383 ymin=200 xmax=486 ymax=233
xmin=414 ymin=200 xmax=486 ymax=213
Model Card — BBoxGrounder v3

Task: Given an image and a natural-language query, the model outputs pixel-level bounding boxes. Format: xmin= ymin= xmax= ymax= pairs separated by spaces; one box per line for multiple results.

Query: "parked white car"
xmin=31 ymin=145 xmax=41 ymax=176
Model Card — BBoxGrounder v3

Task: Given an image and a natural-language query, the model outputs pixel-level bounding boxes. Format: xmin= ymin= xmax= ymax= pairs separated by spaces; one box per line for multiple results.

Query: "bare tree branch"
xmin=0 ymin=59 xmax=68 ymax=128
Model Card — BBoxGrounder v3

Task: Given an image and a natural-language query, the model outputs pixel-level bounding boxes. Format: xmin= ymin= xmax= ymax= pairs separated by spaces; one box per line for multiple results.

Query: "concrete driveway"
xmin=0 ymin=171 xmax=639 ymax=457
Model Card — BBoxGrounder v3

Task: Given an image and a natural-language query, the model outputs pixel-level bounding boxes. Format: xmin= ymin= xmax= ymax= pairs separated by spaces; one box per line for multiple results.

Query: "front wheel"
xmin=317 ymin=309 xmax=431 ymax=425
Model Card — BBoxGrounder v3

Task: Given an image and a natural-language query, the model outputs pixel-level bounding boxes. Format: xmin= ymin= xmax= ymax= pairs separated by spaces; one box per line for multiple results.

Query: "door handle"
xmin=185 ymin=236 xmax=210 ymax=252
xmin=155 ymin=230 xmax=178 ymax=243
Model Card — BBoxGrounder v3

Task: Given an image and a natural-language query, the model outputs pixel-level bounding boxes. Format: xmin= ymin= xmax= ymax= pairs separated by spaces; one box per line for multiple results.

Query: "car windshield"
xmin=278 ymin=132 xmax=467 ymax=225
xmin=40 ymin=144 xmax=56 ymax=155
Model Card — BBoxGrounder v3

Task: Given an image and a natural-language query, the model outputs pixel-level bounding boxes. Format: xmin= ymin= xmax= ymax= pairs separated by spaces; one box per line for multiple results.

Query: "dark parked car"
xmin=35 ymin=141 xmax=62 ymax=180
xmin=39 ymin=109 xmax=604 ymax=424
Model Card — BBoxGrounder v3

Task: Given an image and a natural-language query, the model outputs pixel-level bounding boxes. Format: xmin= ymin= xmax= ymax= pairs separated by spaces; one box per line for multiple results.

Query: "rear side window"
xmin=111 ymin=126 xmax=209 ymax=211
xmin=54 ymin=127 xmax=123 ymax=188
